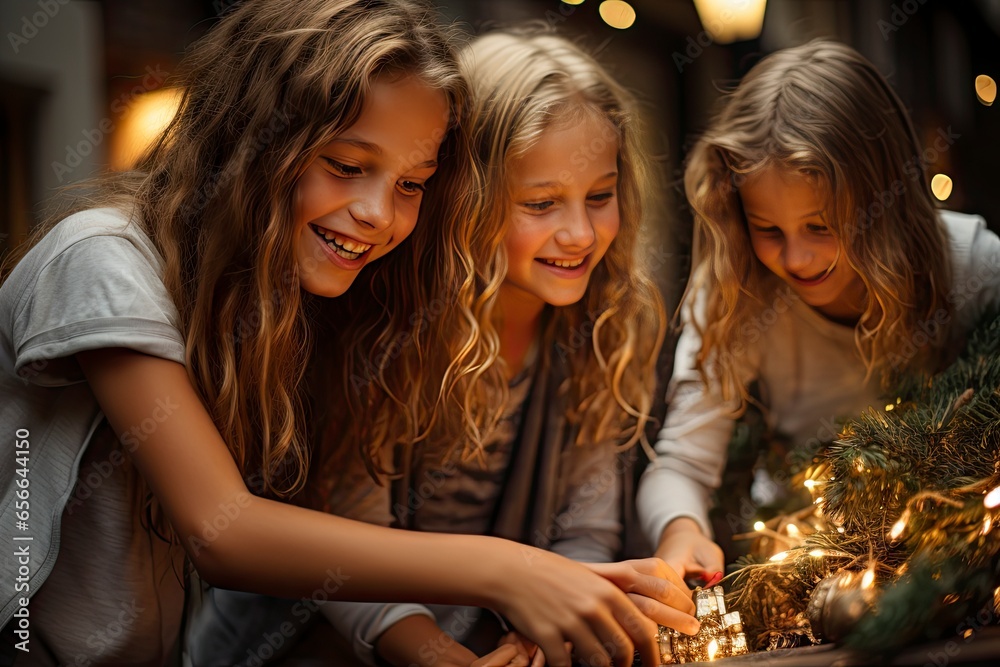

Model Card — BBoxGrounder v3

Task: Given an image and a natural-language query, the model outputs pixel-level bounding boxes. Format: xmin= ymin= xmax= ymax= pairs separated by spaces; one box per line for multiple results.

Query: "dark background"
xmin=2 ymin=0 xmax=998 ymax=312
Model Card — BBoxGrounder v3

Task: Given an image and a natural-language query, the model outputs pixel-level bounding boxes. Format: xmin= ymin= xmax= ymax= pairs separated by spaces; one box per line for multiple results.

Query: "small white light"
xmin=984 ymin=485 xmax=1000 ymax=509
xmin=861 ymin=569 xmax=875 ymax=589
xmin=769 ymin=551 xmax=788 ymax=562
xmin=753 ymin=520 xmax=766 ymax=531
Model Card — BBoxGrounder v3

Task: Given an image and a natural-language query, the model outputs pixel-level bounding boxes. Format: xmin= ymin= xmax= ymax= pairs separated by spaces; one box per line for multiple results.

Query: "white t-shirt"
xmin=0 ymin=208 xmax=188 ymax=665
xmin=637 ymin=210 xmax=1000 ymax=544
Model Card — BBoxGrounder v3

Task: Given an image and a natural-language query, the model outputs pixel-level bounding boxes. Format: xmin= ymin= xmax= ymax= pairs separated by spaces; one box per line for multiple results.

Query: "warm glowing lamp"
xmin=693 ymin=0 xmax=767 ymax=44
xmin=109 ymin=87 xmax=183 ymax=171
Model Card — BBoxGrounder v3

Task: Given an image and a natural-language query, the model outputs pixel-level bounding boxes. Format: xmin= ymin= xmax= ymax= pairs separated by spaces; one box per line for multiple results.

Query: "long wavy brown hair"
xmin=683 ymin=39 xmax=951 ymax=404
xmin=2 ymin=0 xmax=468 ymax=502
xmin=418 ymin=29 xmax=667 ymax=461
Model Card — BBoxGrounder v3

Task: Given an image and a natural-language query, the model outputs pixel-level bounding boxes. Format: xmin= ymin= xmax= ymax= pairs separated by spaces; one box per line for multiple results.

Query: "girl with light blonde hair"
xmin=310 ymin=28 xmax=699 ymax=667
xmin=637 ymin=38 xmax=1000 ymax=582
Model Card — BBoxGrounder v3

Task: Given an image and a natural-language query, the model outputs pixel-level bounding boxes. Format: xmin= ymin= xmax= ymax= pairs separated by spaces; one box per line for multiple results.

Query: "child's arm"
xmin=635 ymin=295 xmax=745 ymax=579
xmin=77 ymin=346 xmax=661 ymax=667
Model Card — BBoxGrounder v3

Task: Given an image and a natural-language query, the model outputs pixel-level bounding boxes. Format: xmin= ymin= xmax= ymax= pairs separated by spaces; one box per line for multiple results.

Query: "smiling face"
xmin=740 ymin=165 xmax=866 ymax=321
xmin=293 ymin=75 xmax=450 ymax=298
xmin=500 ymin=113 xmax=620 ymax=313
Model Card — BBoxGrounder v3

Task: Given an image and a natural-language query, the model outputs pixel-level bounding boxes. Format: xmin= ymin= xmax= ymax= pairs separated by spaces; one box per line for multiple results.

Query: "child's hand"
xmin=655 ymin=518 xmax=725 ymax=582
xmin=492 ymin=546 xmax=662 ymax=667
xmin=498 ymin=631 xmax=569 ymax=667
xmin=469 ymin=642 xmax=529 ymax=667
xmin=583 ymin=559 xmax=699 ymax=635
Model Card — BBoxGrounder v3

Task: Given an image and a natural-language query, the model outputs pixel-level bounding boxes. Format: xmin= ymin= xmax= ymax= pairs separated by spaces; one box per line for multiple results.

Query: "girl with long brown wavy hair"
xmin=0 ymin=2 xmax=687 ymax=665
xmin=637 ymin=39 xmax=1000 ymax=582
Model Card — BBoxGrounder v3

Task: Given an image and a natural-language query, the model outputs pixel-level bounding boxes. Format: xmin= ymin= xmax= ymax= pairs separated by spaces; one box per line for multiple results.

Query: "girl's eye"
xmin=587 ymin=192 xmax=615 ymax=205
xmin=322 ymin=157 xmax=362 ymax=177
xmin=523 ymin=201 xmax=554 ymax=211
xmin=397 ymin=180 xmax=426 ymax=196
xmin=807 ymin=224 xmax=830 ymax=234
xmin=752 ymin=225 xmax=782 ymax=236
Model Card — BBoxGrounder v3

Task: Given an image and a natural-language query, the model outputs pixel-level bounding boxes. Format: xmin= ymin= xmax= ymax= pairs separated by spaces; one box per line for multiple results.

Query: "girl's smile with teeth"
xmin=539 ymin=257 xmax=586 ymax=269
xmin=309 ymin=223 xmax=373 ymax=260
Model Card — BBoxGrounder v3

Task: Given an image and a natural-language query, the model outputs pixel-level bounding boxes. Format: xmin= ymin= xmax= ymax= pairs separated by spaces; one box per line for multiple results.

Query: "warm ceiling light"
xmin=693 ymin=0 xmax=767 ymax=44
xmin=599 ymin=1 xmax=636 ymax=29
xmin=562 ymin=0 xmax=585 ymax=5
xmin=975 ymin=74 xmax=996 ymax=106
xmin=109 ymin=87 xmax=182 ymax=171
xmin=931 ymin=173 xmax=953 ymax=201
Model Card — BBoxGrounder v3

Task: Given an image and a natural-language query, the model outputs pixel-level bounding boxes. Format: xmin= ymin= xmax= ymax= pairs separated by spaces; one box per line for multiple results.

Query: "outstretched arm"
xmin=77 ymin=347 xmax=664 ymax=667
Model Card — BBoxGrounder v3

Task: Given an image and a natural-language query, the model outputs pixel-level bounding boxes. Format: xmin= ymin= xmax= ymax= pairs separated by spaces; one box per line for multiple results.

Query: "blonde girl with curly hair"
xmin=308 ymin=29 xmax=700 ymax=667
xmin=637 ymin=39 xmax=1000 ymax=581
xmin=0 ymin=3 xmax=681 ymax=665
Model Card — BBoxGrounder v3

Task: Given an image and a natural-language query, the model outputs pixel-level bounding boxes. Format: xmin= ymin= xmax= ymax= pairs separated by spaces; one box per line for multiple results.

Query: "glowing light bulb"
xmin=984 ymin=485 xmax=1000 ymax=509
xmin=855 ymin=458 xmax=865 ymax=473
xmin=707 ymin=639 xmax=719 ymax=661
xmin=769 ymin=551 xmax=788 ymax=562
xmin=809 ymin=549 xmax=825 ymax=558
xmin=804 ymin=479 xmax=817 ymax=489
xmin=786 ymin=522 xmax=800 ymax=536
xmin=861 ymin=569 xmax=875 ymax=589
xmin=889 ymin=511 xmax=910 ymax=539
xmin=753 ymin=520 xmax=766 ymax=531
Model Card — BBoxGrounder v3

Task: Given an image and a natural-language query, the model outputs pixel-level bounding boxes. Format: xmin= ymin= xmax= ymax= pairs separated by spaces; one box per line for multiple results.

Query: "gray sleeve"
xmin=636 ymin=298 xmax=743 ymax=545
xmin=9 ymin=233 xmax=185 ymax=384
xmin=319 ymin=601 xmax=435 ymax=666
xmin=948 ymin=213 xmax=1000 ymax=334
xmin=549 ymin=441 xmax=622 ymax=563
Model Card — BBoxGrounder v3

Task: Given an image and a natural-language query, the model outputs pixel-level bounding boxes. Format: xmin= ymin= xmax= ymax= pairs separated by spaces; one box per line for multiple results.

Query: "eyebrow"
xmin=522 ymin=171 xmax=618 ymax=189
xmin=330 ymin=137 xmax=438 ymax=169
xmin=745 ymin=210 xmax=825 ymax=224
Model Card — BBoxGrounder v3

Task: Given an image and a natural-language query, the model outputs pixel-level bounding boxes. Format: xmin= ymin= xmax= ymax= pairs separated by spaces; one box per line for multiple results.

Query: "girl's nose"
xmin=783 ymin=237 xmax=814 ymax=275
xmin=349 ymin=180 xmax=395 ymax=231
xmin=554 ymin=206 xmax=597 ymax=251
